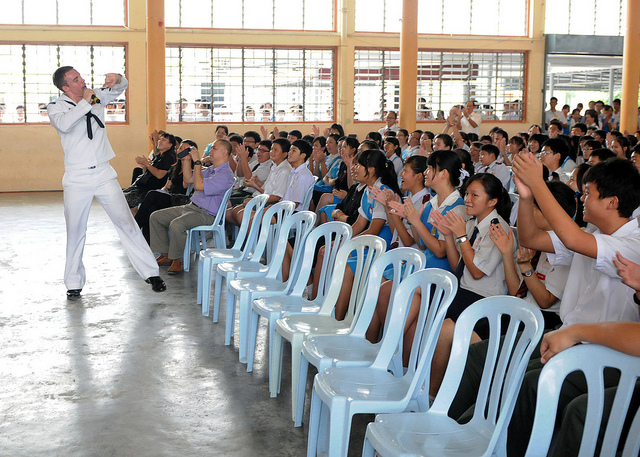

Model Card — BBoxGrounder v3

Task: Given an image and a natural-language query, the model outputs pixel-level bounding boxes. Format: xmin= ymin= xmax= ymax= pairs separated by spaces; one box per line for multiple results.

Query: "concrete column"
xmin=621 ymin=0 xmax=640 ymax=133
xmin=398 ymin=0 xmax=418 ymax=132
xmin=336 ymin=0 xmax=356 ymax=131
xmin=147 ymin=0 xmax=166 ymax=145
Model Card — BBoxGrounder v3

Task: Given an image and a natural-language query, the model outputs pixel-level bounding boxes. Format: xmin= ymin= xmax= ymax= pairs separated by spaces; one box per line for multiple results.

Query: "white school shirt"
xmin=392 ymin=187 xmax=430 ymax=248
xmin=459 ymin=209 xmax=513 ymax=298
xmin=262 ymin=160 xmax=292 ymax=199
xmin=547 ymin=219 xmax=640 ymax=327
xmin=476 ymin=160 xmax=511 ymax=190
xmin=460 ymin=111 xmax=482 ymax=135
xmin=425 ymin=190 xmax=466 ymax=242
xmin=244 ymin=159 xmax=273 ymax=196
xmin=283 ymin=163 xmax=315 ymax=211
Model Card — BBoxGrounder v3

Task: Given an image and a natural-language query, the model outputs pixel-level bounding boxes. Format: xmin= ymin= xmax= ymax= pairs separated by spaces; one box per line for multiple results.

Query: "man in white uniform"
xmin=48 ymin=66 xmax=166 ymax=299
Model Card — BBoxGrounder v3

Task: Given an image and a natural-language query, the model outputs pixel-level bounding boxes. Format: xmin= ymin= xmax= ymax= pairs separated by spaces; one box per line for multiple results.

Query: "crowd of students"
xmin=123 ymin=100 xmax=640 ymax=455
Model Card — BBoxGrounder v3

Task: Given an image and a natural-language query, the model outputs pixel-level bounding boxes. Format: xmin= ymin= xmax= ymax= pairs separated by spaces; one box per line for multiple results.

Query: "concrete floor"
xmin=0 ymin=192 xmax=371 ymax=457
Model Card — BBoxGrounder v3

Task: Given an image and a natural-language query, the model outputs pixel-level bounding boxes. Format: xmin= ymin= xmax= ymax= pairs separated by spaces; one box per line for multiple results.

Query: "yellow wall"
xmin=0 ymin=0 xmax=546 ymax=192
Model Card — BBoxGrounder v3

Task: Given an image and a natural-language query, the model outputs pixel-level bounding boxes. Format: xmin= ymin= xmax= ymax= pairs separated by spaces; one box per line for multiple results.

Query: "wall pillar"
xmin=620 ymin=0 xmax=640 ymax=133
xmin=398 ymin=0 xmax=418 ymax=132
xmin=147 ymin=0 xmax=166 ymax=146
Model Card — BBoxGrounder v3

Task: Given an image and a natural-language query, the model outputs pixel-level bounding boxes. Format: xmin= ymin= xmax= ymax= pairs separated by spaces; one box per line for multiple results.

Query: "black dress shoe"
xmin=66 ymin=289 xmax=82 ymax=300
xmin=146 ymin=276 xmax=166 ymax=292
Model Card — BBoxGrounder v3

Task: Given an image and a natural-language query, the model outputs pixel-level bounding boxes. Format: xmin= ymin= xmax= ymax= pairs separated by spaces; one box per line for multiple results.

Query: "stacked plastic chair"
xmin=294 ymin=247 xmax=427 ymax=427
xmin=196 ymin=194 xmax=269 ymax=320
xmin=272 ymin=235 xmax=387 ymax=423
xmin=361 ymin=296 xmax=544 ymax=457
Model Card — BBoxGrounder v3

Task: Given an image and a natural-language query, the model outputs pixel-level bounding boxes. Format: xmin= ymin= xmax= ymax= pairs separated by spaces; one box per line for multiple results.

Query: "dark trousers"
xmin=135 ymin=190 xmax=172 ymax=244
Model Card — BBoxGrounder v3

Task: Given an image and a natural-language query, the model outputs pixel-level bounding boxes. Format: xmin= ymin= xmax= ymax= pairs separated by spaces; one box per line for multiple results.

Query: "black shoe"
xmin=146 ymin=276 xmax=166 ymax=292
xmin=66 ymin=289 xmax=82 ymax=300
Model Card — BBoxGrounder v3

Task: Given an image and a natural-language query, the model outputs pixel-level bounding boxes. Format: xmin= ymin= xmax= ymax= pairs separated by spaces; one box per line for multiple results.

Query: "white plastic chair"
xmin=295 ymin=248 xmax=427 ymax=427
xmin=238 ymin=221 xmax=352 ymax=373
xmin=183 ymin=186 xmax=233 ymax=272
xmin=222 ymin=207 xmax=313 ymax=362
xmin=360 ymin=296 xmax=544 ymax=457
xmin=272 ymin=235 xmax=387 ymax=421
xmin=300 ymin=176 xmax=319 ymax=212
xmin=524 ymin=344 xmax=640 ymax=457
xmin=251 ymin=222 xmax=352 ymax=381
xmin=218 ymin=201 xmax=295 ymax=336
xmin=196 ymin=194 xmax=269 ymax=320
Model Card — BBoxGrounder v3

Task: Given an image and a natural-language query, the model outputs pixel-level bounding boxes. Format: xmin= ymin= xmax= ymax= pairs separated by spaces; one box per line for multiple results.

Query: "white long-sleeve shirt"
xmin=48 ymin=76 xmax=128 ymax=171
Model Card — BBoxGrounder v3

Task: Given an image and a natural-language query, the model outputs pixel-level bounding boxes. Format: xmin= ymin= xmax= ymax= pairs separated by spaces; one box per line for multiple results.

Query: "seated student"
xmin=548 ymin=118 xmax=564 ymax=139
xmin=286 ymin=129 xmax=302 ymax=143
xmin=538 ymin=137 xmax=575 ymax=183
xmin=449 ymin=156 xmax=640 ymax=457
xmin=397 ymin=128 xmax=410 ymax=154
xmin=527 ymin=133 xmax=548 ymax=156
xmin=611 ymin=135 xmax=631 ymax=159
xmin=631 ymin=144 xmax=640 ymax=173
xmin=310 ymin=134 xmax=342 ymax=209
xmin=403 ymin=130 xmax=422 ymax=160
xmin=490 ymin=181 xmax=576 ymax=330
xmin=228 ymin=138 xmax=292 ymax=226
xmin=366 ymin=152 xmax=467 ymax=361
xmin=366 ymin=131 xmax=383 ymax=149
xmin=150 ymin=139 xmax=235 ymax=275
xmin=331 ymin=148 xmax=401 ymax=319
xmin=135 ymin=139 xmax=196 ymax=243
xmin=502 ymin=134 xmax=525 ymax=166
xmin=228 ymin=139 xmax=273 ymax=206
xmin=123 ymin=132 xmax=178 ymax=211
xmin=316 ymin=136 xmax=359 ymax=224
xmin=587 ymin=147 xmax=615 ymax=165
xmin=475 ymin=144 xmax=511 ymax=189
xmin=282 ymin=139 xmax=315 ymax=211
xmin=383 ymin=136 xmax=404 ymax=183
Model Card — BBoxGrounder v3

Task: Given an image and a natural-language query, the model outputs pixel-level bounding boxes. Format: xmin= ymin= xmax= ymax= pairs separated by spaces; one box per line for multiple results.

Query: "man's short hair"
xmin=434 ymin=133 xmax=453 ymax=149
xmin=398 ymin=128 xmax=409 ymax=137
xmin=590 ymin=148 xmax=616 ymax=162
xmin=549 ymin=96 xmax=558 ymax=102
xmin=480 ymin=143 xmax=500 ymax=159
xmin=572 ymin=123 xmax=588 ymax=135
xmin=549 ymin=119 xmax=563 ymax=132
xmin=583 ymin=158 xmax=640 ymax=218
xmin=272 ymin=138 xmax=291 ymax=154
xmin=542 ymin=138 xmax=569 ymax=163
xmin=228 ymin=134 xmax=243 ymax=145
xmin=292 ymin=139 xmax=312 ymax=160
xmin=258 ymin=139 xmax=272 ymax=150
xmin=53 ymin=66 xmax=74 ymax=91
xmin=243 ymin=130 xmax=261 ymax=143
xmin=289 ymin=129 xmax=302 ymax=140
xmin=216 ymin=139 xmax=233 ymax=156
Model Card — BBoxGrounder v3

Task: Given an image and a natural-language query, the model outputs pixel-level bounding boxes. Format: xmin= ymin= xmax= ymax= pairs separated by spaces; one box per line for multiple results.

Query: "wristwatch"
xmin=522 ymin=269 xmax=535 ymax=277
xmin=456 ymin=235 xmax=468 ymax=244
xmin=193 ymin=160 xmax=202 ymax=166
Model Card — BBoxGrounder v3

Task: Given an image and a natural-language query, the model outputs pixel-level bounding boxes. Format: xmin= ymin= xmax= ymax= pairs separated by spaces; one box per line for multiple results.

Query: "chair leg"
xmin=197 ymin=255 xmax=204 ymax=308
xmin=237 ymin=290 xmax=250 ymax=363
xmin=361 ymin=433 xmax=375 ymax=457
xmin=307 ymin=389 xmax=324 ymax=457
xmin=328 ymin=398 xmax=351 ymax=457
xmin=201 ymin=258 xmax=213 ymax=318
xmin=224 ymin=279 xmax=236 ymax=346
xmin=183 ymin=231 xmax=191 ymax=272
xmin=212 ymin=270 xmax=223 ymax=323
xmin=270 ymin=331 xmax=284 ymax=398
xmin=290 ymin=333 xmax=304 ymax=424
xmin=246 ymin=304 xmax=260 ymax=373
xmin=295 ymin=355 xmax=310 ymax=427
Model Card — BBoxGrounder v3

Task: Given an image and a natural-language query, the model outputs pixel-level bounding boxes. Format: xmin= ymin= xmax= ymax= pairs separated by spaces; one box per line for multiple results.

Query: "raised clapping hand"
xmin=333 ymin=189 xmax=347 ymax=200
xmin=613 ymin=252 xmax=640 ymax=292
xmin=516 ymin=246 xmax=536 ymax=265
xmin=312 ymin=125 xmax=320 ymax=137
xmin=429 ymin=210 xmax=454 ymax=237
xmin=369 ymin=186 xmax=395 ymax=208
xmin=488 ymin=224 xmax=513 ymax=254
xmin=511 ymin=151 xmax=544 ymax=190
xmin=511 ymin=169 xmax=534 ymax=201
xmin=135 ymin=155 xmax=149 ymax=167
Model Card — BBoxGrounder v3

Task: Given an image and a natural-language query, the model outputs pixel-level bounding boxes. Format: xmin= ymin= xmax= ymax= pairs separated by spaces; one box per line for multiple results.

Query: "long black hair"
xmin=428 ymin=150 xmax=463 ymax=189
xmin=462 ymin=173 xmax=512 ymax=221
xmin=357 ymin=148 xmax=402 ymax=196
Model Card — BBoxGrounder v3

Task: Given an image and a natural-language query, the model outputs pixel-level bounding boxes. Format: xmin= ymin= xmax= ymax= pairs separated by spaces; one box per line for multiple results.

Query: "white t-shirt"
xmin=521 ymin=250 xmax=570 ymax=315
xmin=263 ymin=160 xmax=292 ymax=199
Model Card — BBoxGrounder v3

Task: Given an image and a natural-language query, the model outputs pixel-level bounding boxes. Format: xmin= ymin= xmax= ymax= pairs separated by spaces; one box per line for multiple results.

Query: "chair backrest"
xmin=524 ymin=344 xmax=640 ymax=457
xmin=287 ymin=221 xmax=353 ymax=301
xmin=430 ymin=296 xmax=544 ymax=452
xmin=317 ymin=235 xmax=386 ymax=321
xmin=208 ymin=186 xmax=234 ymax=247
xmin=231 ymin=194 xmax=270 ymax=253
xmin=349 ymin=247 xmax=426 ymax=338
xmin=300 ymin=176 xmax=319 ymax=212
xmin=247 ymin=200 xmax=296 ymax=263
xmin=368 ymin=269 xmax=457 ymax=385
xmin=263 ymin=211 xmax=316 ymax=279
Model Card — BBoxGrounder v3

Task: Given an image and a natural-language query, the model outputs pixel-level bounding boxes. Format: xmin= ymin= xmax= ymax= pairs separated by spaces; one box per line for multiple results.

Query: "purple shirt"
xmin=190 ymin=161 xmax=234 ymax=215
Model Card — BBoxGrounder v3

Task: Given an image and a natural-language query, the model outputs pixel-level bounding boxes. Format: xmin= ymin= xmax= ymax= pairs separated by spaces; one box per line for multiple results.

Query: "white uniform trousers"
xmin=62 ymin=163 xmax=159 ymax=289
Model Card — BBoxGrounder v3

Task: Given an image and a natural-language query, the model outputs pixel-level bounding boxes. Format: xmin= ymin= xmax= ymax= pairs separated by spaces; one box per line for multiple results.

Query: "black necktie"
xmin=455 ymin=225 xmax=479 ymax=279
xmin=85 ymin=112 xmax=105 ymax=140
xmin=251 ymin=162 xmax=260 ymax=172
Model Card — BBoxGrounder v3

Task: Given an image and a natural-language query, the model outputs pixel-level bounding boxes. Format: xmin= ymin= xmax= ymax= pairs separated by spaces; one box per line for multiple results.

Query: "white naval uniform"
xmin=48 ymin=75 xmax=159 ymax=290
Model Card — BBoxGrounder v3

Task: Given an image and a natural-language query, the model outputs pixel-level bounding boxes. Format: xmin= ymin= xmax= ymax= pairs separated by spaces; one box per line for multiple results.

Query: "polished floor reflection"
xmin=0 ymin=192 xmax=371 ymax=456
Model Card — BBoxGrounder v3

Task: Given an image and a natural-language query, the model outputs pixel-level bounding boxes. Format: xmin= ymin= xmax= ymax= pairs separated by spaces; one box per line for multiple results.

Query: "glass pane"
xmin=470 ymin=0 xmax=499 ymax=35
xmin=244 ymin=49 xmax=274 ymax=120
xmin=181 ymin=0 xmax=212 ymax=28
xmin=0 ymin=45 xmax=27 ymax=123
xmin=545 ymin=0 xmax=569 ymax=34
xmin=419 ymin=0 xmax=443 ymax=34
xmin=211 ymin=0 xmax=242 ymax=28
xmin=569 ymin=0 xmax=595 ymax=35
xmin=165 ymin=0 xmax=180 ymax=27
xmin=23 ymin=0 xmax=56 ymax=24
xmin=595 ymin=0 xmax=621 ymax=36
xmin=275 ymin=0 xmax=303 ymax=29
xmin=91 ymin=0 xmax=126 ymax=26
xmin=304 ymin=0 xmax=333 ymax=31
xmin=384 ymin=0 xmax=402 ymax=33
xmin=498 ymin=0 xmax=527 ymax=36
xmin=304 ymin=49 xmax=334 ymax=121
xmin=24 ymin=45 xmax=59 ymax=123
xmin=244 ymin=0 xmax=274 ymax=29
xmin=1 ymin=2 xmax=23 ymax=24
xmin=57 ymin=0 xmax=91 ymax=25
xmin=443 ymin=0 xmax=470 ymax=35
xmin=355 ymin=0 xmax=384 ymax=32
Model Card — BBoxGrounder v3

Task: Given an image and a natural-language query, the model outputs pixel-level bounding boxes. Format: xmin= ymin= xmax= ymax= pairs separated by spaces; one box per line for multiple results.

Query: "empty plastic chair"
xmin=183 ymin=186 xmax=233 ymax=272
xmin=251 ymin=222 xmax=352 ymax=383
xmin=360 ymin=296 xmax=544 ymax=457
xmin=238 ymin=221 xmax=352 ymax=372
xmin=196 ymin=194 xmax=269 ymax=320
xmin=222 ymin=206 xmax=312 ymax=362
xmin=524 ymin=344 xmax=640 ymax=457
xmin=272 ymin=235 xmax=387 ymax=423
xmin=295 ymin=248 xmax=427 ymax=427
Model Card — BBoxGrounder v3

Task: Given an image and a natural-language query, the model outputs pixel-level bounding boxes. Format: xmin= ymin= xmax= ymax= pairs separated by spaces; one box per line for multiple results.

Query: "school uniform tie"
xmin=85 ymin=112 xmax=105 ymax=140
xmin=455 ymin=225 xmax=479 ymax=280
